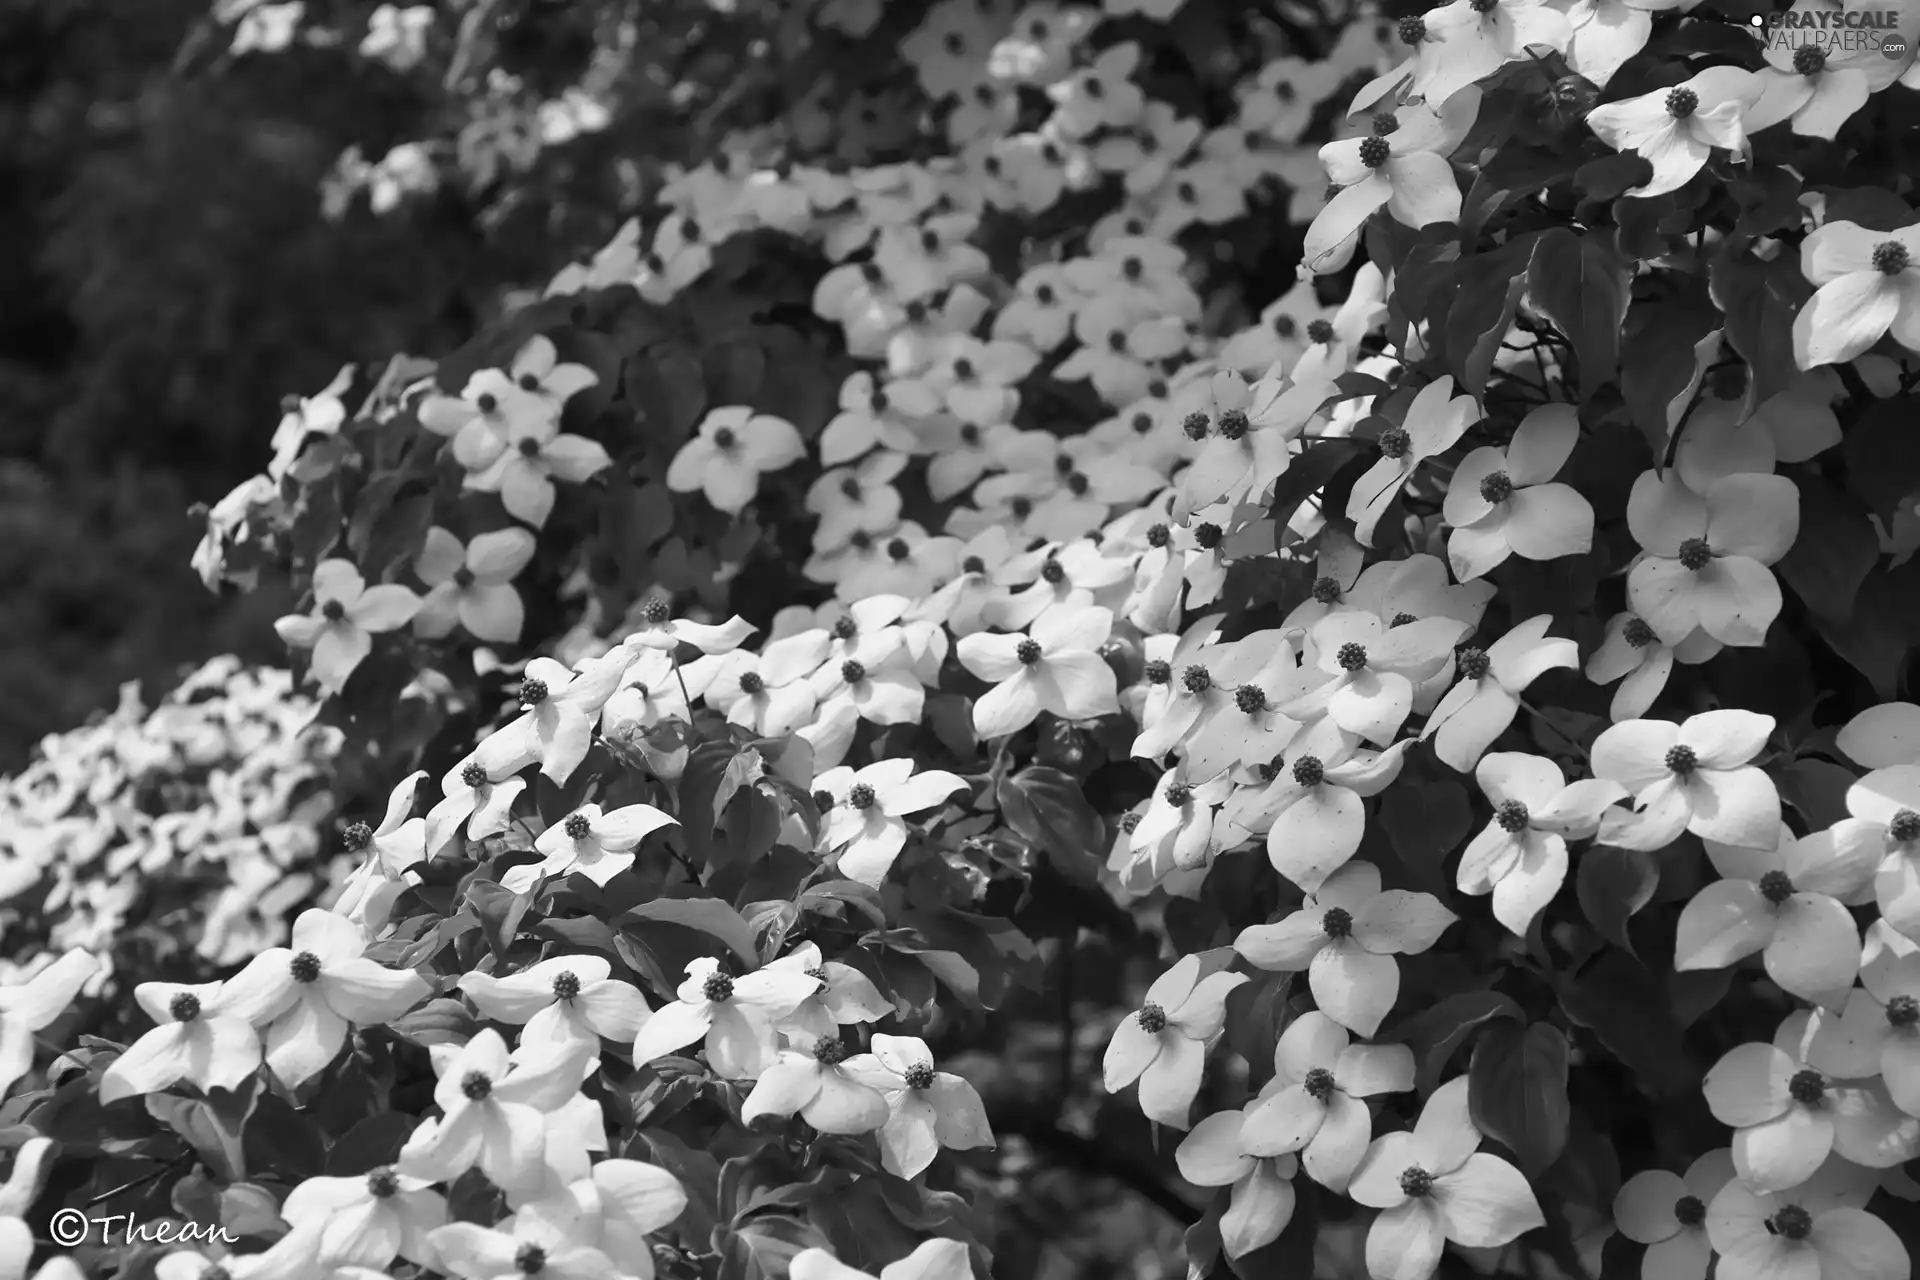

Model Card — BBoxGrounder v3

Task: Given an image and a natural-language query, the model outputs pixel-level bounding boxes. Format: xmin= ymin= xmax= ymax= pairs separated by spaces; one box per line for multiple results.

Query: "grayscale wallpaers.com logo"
xmin=1748 ymin=8 xmax=1909 ymax=58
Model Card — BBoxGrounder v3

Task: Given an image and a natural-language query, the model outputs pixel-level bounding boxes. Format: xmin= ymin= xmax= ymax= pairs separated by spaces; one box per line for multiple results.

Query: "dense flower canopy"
xmin=11 ymin=0 xmax=1920 ymax=1278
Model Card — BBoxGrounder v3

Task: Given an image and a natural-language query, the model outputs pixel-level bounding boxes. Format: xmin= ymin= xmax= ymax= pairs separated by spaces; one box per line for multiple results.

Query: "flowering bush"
xmin=13 ymin=0 xmax=1920 ymax=1278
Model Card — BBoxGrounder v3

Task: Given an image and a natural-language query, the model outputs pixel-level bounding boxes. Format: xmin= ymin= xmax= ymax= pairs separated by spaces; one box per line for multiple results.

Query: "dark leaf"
xmin=1467 ymin=1021 xmax=1571 ymax=1176
xmin=1528 ymin=228 xmax=1631 ymax=400
xmin=1778 ymin=474 xmax=1879 ymax=626
xmin=1384 ymin=990 xmax=1525 ymax=1094
xmin=1575 ymin=844 xmax=1659 ymax=954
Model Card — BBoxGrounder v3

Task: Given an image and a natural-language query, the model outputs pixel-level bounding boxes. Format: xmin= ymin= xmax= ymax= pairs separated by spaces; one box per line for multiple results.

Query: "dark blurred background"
xmin=0 ymin=0 xmax=543 ymax=768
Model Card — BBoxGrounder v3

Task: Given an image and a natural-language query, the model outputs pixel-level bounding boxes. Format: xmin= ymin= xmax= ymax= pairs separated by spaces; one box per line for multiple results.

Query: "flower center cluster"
xmin=1218 ymin=410 xmax=1249 ymax=441
xmin=462 ymin=763 xmax=489 ymax=788
xmin=1321 ymin=906 xmax=1353 ymax=938
xmin=738 ymin=671 xmax=765 ymax=695
xmin=1873 ymin=241 xmax=1911 ymax=275
xmin=962 ymin=555 xmax=986 ymax=574
xmin=1137 ymin=1001 xmax=1168 ymax=1032
xmin=904 ymin=1062 xmax=936 ymax=1089
xmin=1016 ymin=638 xmax=1044 ymax=665
xmin=290 ymin=951 xmax=322 ymax=983
xmin=1792 ymin=46 xmax=1827 ymax=75
xmin=1165 ymin=783 xmax=1193 ymax=807
xmin=171 ymin=993 xmax=202 ymax=1022
xmin=812 ymin=789 xmax=835 ymax=812
xmin=1400 ymin=1166 xmax=1434 ymax=1197
xmin=1121 ymin=811 xmax=1143 ymax=833
xmin=1769 ymin=1206 xmax=1813 ymax=1241
xmin=1041 ymin=559 xmax=1066 ymax=584
xmin=1665 ymin=87 xmax=1698 ymax=119
xmin=888 ymin=537 xmax=912 ymax=560
xmin=520 ymin=678 xmax=549 ymax=705
xmin=1886 ymin=994 xmax=1918 ymax=1027
xmin=1357 ymin=135 xmax=1391 ymax=168
xmin=1758 ymin=870 xmax=1795 ymax=905
xmin=1293 ymin=754 xmax=1325 ymax=787
xmin=1144 ymin=659 xmax=1172 ymax=684
xmin=848 ymin=783 xmax=878 ymax=810
xmin=1312 ymin=575 xmax=1341 ymax=604
xmin=1302 ymin=1067 xmax=1337 ymax=1100
xmin=1665 ymin=745 xmax=1698 ymax=776
xmin=461 ymin=1070 xmax=493 ymax=1101
xmin=1398 ymin=15 xmax=1427 ymax=42
xmin=713 ymin=427 xmax=737 ymax=451
xmin=814 ymin=1037 xmax=849 ymax=1066
xmin=1183 ymin=411 xmax=1210 ymax=440
xmin=841 ymin=659 xmax=867 ymax=684
xmin=556 ymin=813 xmax=590 ymax=843
xmin=1193 ymin=523 xmax=1223 ymax=550
xmin=1496 ymin=800 xmax=1530 ymax=833
xmin=516 ymin=1244 xmax=548 ymax=1274
xmin=1677 ymin=537 xmax=1714 ymax=571
xmin=321 ymin=599 xmax=348 ymax=623
xmin=1146 ymin=523 xmax=1171 ymax=548
xmin=1623 ymin=618 xmax=1656 ymax=649
xmin=1890 ymin=809 xmax=1920 ymax=843
xmin=1336 ymin=642 xmax=1368 ymax=672
xmin=1673 ymin=1195 xmax=1706 ymax=1227
xmin=704 ymin=973 xmax=735 ymax=1002
xmin=343 ymin=821 xmax=373 ymax=852
xmin=1457 ymin=648 xmax=1491 ymax=681
xmin=1183 ymin=665 xmax=1213 ymax=694
xmin=1371 ymin=112 xmax=1399 ymax=136
xmin=1378 ymin=426 xmax=1412 ymax=459
xmin=1788 ymin=1068 xmax=1825 ymax=1105
xmin=1479 ymin=471 xmax=1514 ymax=504
xmin=366 ymin=1167 xmax=400 ymax=1198
xmin=1234 ymin=684 xmax=1267 ymax=714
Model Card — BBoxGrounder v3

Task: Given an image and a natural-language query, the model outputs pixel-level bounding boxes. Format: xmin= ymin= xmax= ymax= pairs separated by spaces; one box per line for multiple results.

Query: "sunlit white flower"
xmin=1348 ymin=1075 xmax=1545 ymax=1280
xmin=274 ymin=560 xmax=422 ymax=696
xmin=1103 ymin=953 xmax=1247 ymax=1129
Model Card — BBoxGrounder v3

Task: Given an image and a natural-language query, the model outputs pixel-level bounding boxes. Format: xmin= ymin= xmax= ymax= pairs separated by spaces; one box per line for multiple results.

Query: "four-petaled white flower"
xmin=1611 ymin=1150 xmax=1735 ymax=1280
xmin=631 ymin=957 xmax=820 ymax=1080
xmin=1592 ymin=710 xmax=1781 ymax=852
xmin=221 ymin=908 xmax=429 ymax=1086
xmin=396 ymin=1030 xmax=593 ymax=1192
xmin=956 ymin=604 xmax=1121 ymax=738
xmin=1235 ymin=860 xmax=1455 ymax=1038
xmin=814 ymin=759 xmax=969 ymax=887
xmin=840 ymin=1033 xmax=994 ymax=1179
xmin=502 ymin=801 xmax=678 ymax=892
xmin=1102 ymin=953 xmax=1247 ymax=1128
xmin=1348 ymin=1076 xmax=1546 ymax=1280
xmin=762 ymin=942 xmax=893 ymax=1041
xmin=1443 ymin=404 xmax=1594 ymax=581
xmin=100 ymin=981 xmax=261 ymax=1103
xmin=1585 ymin=66 xmax=1762 ymax=199
xmin=459 ymin=954 xmax=650 ymax=1052
xmin=1346 ymin=377 xmax=1478 ymax=547
xmin=1792 ymin=220 xmax=1920 ymax=369
xmin=1586 ymin=612 xmax=1724 ymax=723
xmin=741 ymin=1030 xmax=891 ymax=1135
xmin=1239 ymin=1010 xmax=1415 ymax=1193
xmin=1175 ymin=1106 xmax=1302 ymax=1258
xmin=274 ymin=559 xmax=422 ymax=696
xmin=1421 ymin=615 xmax=1579 ymax=772
xmin=1460 ymin=752 xmax=1627 ymax=937
xmin=461 ymin=411 xmax=613 ymax=531
xmin=667 ymin=407 xmax=806 ymax=514
xmin=1675 ymin=825 xmax=1874 ymax=1010
xmin=281 ymin=1163 xmax=447 ymax=1271
xmin=414 ymin=526 xmax=538 ymax=644
xmin=1705 ymin=1167 xmax=1909 ymax=1280
xmin=1625 ymin=470 xmax=1800 ymax=648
